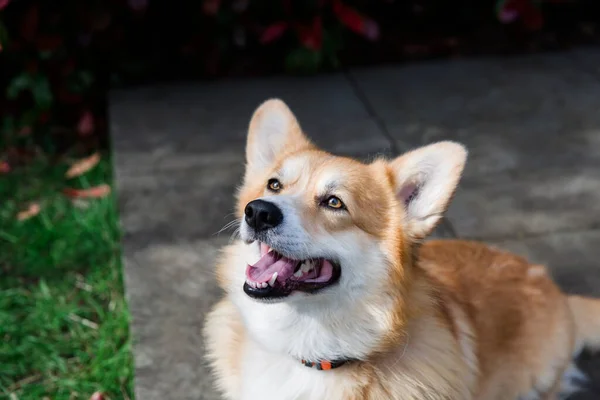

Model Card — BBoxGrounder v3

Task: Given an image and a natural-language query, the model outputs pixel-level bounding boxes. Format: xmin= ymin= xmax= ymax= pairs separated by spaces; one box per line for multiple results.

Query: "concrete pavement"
xmin=110 ymin=47 xmax=600 ymax=399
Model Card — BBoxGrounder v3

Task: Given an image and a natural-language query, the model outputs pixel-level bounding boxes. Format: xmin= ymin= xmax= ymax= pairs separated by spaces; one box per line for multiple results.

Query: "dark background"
xmin=0 ymin=0 xmax=600 ymax=159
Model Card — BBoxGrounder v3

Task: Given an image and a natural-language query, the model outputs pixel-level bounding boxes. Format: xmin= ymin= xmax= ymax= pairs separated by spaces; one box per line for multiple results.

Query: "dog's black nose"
xmin=244 ymin=200 xmax=283 ymax=231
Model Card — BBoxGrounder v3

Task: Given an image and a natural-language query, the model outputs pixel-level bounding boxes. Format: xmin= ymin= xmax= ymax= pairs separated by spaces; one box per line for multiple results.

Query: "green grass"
xmin=0 ymin=154 xmax=134 ymax=400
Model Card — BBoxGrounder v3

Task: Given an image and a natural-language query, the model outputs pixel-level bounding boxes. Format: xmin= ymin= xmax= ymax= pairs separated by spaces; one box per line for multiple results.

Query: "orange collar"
xmin=301 ymin=358 xmax=353 ymax=370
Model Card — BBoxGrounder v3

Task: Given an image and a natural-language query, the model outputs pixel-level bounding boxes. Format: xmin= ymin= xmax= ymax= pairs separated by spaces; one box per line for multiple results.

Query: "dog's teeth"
xmin=268 ymin=272 xmax=278 ymax=287
xmin=262 ymin=282 xmax=268 ymax=289
xmin=294 ymin=269 xmax=303 ymax=277
xmin=301 ymin=260 xmax=315 ymax=273
xmin=267 ymin=247 xmax=273 ymax=253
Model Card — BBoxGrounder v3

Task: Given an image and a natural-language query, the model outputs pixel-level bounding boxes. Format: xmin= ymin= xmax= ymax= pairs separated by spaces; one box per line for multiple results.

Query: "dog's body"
xmin=204 ymin=99 xmax=600 ymax=400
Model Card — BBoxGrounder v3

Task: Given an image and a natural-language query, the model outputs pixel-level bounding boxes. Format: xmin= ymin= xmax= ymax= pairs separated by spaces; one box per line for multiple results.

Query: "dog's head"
xmin=228 ymin=99 xmax=467 ymax=309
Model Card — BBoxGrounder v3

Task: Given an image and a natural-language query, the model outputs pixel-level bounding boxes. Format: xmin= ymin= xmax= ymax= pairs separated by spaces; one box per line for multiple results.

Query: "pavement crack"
xmin=343 ymin=69 xmax=400 ymax=156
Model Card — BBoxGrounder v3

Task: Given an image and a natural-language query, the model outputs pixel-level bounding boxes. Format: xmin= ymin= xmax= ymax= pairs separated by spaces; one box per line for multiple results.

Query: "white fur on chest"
xmin=240 ymin=346 xmax=348 ymax=400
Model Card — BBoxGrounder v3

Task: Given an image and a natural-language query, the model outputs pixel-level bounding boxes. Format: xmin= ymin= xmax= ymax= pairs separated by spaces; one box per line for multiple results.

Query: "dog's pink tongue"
xmin=246 ymin=252 xmax=297 ymax=283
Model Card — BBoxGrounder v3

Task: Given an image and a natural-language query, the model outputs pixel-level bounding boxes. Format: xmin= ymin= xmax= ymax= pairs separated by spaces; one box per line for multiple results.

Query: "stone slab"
xmin=447 ymin=166 xmax=600 ymax=240
xmin=123 ymin=237 xmax=226 ymax=400
xmin=350 ymin=50 xmax=600 ymax=240
xmin=109 ymin=74 xmax=392 ymax=175
xmin=116 ymin=160 xmax=245 ymax=245
xmin=350 ymin=50 xmax=600 ymax=177
xmin=349 ymin=51 xmax=600 ymax=131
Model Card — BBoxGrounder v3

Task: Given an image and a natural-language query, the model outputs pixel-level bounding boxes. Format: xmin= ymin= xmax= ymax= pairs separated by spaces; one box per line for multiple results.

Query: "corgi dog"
xmin=204 ymin=98 xmax=600 ymax=400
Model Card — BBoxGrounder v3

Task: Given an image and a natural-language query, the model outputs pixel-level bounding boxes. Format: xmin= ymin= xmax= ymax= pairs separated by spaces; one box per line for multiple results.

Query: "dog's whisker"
xmin=215 ymin=218 xmax=242 ymax=236
xmin=229 ymin=228 xmax=241 ymax=243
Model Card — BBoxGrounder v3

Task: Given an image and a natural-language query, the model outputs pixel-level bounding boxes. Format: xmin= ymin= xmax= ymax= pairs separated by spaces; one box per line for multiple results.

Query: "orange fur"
xmin=204 ymin=99 xmax=600 ymax=400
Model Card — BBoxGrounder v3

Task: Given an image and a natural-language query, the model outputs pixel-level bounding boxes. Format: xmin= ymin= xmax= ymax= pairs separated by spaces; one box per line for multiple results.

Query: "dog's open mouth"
xmin=244 ymin=243 xmax=341 ymax=299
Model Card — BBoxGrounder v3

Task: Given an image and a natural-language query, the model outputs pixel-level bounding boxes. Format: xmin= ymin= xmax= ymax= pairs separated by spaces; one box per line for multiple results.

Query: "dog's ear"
xmin=245 ymin=99 xmax=312 ymax=179
xmin=389 ymin=141 xmax=467 ymax=239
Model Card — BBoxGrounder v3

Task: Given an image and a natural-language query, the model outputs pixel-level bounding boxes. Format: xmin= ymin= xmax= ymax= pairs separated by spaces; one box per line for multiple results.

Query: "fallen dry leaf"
xmin=65 ymin=153 xmax=100 ymax=178
xmin=17 ymin=203 xmax=41 ymax=221
xmin=90 ymin=392 xmax=104 ymax=400
xmin=63 ymin=184 xmax=111 ymax=199
xmin=0 ymin=161 xmax=10 ymax=173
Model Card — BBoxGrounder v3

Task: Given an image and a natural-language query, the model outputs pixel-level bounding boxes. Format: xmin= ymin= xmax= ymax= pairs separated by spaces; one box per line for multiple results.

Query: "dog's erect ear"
xmin=389 ymin=141 xmax=467 ymax=239
xmin=245 ymin=99 xmax=312 ymax=178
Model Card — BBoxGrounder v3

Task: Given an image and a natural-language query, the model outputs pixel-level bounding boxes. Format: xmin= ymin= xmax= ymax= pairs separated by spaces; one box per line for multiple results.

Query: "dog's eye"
xmin=267 ymin=178 xmax=282 ymax=192
xmin=325 ymin=196 xmax=344 ymax=210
